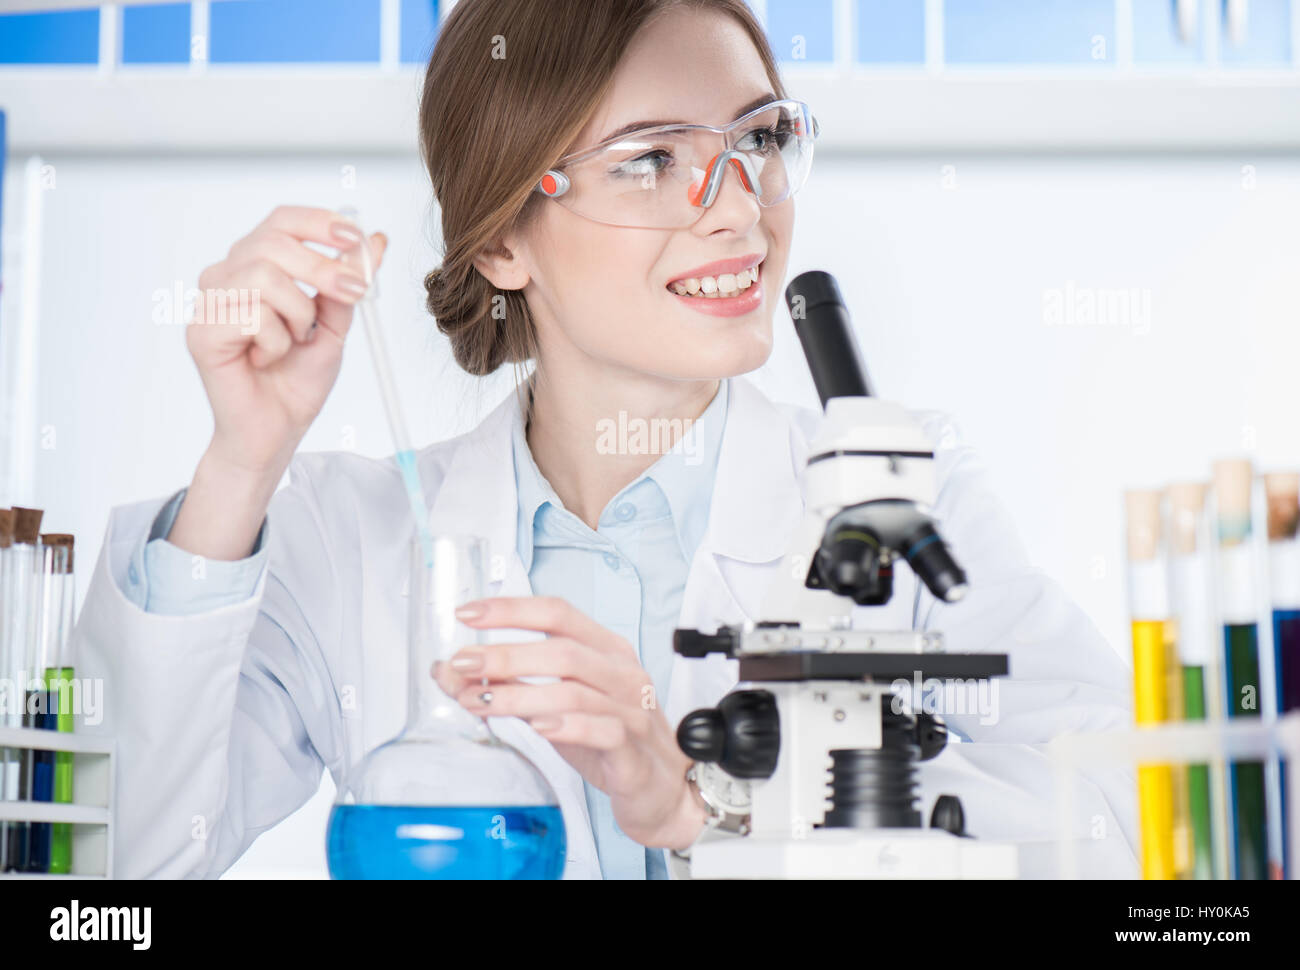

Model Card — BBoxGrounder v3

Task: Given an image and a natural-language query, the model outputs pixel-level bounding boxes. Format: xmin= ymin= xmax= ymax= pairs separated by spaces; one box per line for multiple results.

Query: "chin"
xmin=649 ymin=324 xmax=773 ymax=381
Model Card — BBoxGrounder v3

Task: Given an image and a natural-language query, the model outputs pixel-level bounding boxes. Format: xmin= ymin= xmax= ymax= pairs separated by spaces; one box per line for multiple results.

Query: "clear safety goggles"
xmin=534 ymin=99 xmax=820 ymax=229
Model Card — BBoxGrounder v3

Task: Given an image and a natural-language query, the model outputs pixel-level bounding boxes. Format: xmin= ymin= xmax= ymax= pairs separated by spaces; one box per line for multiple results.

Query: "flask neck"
xmin=405 ymin=625 xmax=486 ymax=736
xmin=406 ymin=538 xmax=492 ymax=739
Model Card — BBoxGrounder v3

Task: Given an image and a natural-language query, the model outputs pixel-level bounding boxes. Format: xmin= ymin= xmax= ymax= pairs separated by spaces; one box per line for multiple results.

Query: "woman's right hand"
xmin=168 ymin=206 xmax=387 ymax=561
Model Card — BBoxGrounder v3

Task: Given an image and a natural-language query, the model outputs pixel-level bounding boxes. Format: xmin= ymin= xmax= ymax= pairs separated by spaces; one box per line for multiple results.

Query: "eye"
xmin=611 ymin=149 xmax=674 ymax=179
xmin=736 ymin=122 xmax=794 ymax=154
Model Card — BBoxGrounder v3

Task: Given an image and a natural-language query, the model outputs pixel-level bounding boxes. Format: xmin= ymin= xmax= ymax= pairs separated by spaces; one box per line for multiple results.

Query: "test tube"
xmin=0 ymin=508 xmax=14 ymax=872
xmin=1166 ymin=483 xmax=1219 ymax=879
xmin=334 ymin=207 xmax=436 ymax=568
xmin=1124 ymin=489 xmax=1178 ymax=879
xmin=4 ymin=507 xmax=42 ymax=871
xmin=1264 ymin=473 xmax=1298 ymax=879
xmin=1212 ymin=459 xmax=1269 ymax=880
xmin=41 ymin=534 xmax=75 ymax=874
xmin=24 ymin=536 xmax=62 ymax=872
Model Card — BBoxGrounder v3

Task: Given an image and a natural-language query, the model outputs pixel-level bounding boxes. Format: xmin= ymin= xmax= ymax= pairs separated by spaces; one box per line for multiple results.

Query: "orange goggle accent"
xmin=688 ymin=151 xmax=758 ymax=208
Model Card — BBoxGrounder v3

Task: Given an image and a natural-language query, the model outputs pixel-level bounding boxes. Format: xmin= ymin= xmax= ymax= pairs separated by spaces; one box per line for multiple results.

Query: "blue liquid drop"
xmin=326 ymin=805 xmax=566 ymax=879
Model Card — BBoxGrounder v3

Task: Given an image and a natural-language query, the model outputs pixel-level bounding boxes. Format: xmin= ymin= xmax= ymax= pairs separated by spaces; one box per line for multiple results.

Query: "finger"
xmin=455 ymin=596 xmax=632 ymax=657
xmin=316 ymin=232 xmax=387 ymax=340
xmin=446 ymin=638 xmax=643 ymax=696
xmin=253 ymin=204 xmax=370 ymax=252
xmin=189 ymin=267 xmax=266 ymax=360
xmin=246 ymin=312 xmax=294 ymax=369
xmin=226 ymin=256 xmax=319 ymax=342
xmin=230 ymin=228 xmax=371 ymax=308
xmin=457 ymin=679 xmax=622 ymax=720
xmin=432 ymin=659 xmax=487 ymax=699
xmin=528 ymin=712 xmax=629 ymax=751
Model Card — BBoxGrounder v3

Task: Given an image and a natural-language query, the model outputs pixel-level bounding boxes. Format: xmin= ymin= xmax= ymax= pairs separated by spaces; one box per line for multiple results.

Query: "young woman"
xmin=77 ymin=0 xmax=1136 ymax=879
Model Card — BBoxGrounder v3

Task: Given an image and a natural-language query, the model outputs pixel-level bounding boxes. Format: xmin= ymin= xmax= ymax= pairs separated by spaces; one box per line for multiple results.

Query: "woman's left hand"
xmin=432 ymin=596 xmax=708 ymax=852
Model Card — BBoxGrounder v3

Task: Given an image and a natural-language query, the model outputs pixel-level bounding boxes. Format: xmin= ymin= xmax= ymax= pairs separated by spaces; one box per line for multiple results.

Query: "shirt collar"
xmin=510 ymin=379 xmax=730 ymax=571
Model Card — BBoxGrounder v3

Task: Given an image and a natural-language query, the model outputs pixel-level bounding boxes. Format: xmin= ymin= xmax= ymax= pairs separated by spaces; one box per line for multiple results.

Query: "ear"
xmin=471 ymin=232 xmax=531 ymax=291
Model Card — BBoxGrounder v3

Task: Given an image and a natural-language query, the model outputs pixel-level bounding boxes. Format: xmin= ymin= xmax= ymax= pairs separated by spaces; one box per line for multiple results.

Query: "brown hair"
xmin=419 ymin=0 xmax=787 ymax=377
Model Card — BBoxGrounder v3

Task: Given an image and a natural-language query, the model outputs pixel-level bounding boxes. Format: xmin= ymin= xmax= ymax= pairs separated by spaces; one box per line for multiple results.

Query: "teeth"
xmin=670 ymin=265 xmax=760 ymax=298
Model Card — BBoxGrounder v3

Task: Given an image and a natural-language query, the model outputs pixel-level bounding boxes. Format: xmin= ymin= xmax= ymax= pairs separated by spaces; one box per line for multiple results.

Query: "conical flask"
xmin=326 ymin=534 xmax=566 ymax=878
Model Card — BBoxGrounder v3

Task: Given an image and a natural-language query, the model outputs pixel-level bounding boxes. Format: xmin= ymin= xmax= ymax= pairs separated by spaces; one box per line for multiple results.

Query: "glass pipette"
xmin=335 ymin=207 xmax=436 ymax=567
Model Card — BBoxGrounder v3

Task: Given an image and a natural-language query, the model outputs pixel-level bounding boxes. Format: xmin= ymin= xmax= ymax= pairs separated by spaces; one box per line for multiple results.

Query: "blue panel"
xmin=944 ymin=0 xmax=1115 ymax=65
xmin=1 ymin=112 xmax=6 ymax=283
xmin=0 ymin=9 xmax=98 ymax=65
xmin=123 ymin=3 xmax=191 ymax=65
xmin=400 ymin=0 xmax=439 ymax=64
xmin=210 ymin=0 xmax=381 ymax=64
xmin=856 ymin=0 xmax=925 ymax=63
xmin=1220 ymin=0 xmax=1291 ymax=66
xmin=767 ymin=0 xmax=835 ymax=63
xmin=1132 ymin=0 xmax=1207 ymax=63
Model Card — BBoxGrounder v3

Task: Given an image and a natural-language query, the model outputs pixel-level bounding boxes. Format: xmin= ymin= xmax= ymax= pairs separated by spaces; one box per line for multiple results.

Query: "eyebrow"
xmin=597 ymin=92 xmax=779 ymax=144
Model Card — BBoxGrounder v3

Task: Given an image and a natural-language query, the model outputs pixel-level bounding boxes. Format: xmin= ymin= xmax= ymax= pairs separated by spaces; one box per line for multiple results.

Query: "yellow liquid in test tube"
xmin=1132 ymin=619 xmax=1178 ymax=879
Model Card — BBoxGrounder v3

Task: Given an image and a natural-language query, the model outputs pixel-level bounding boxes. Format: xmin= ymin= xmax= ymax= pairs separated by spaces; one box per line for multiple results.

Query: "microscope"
xmin=673 ymin=271 xmax=1017 ymax=878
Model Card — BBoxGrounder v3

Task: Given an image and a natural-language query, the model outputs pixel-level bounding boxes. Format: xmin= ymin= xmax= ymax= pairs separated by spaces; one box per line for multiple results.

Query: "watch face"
xmin=697 ymin=762 xmax=752 ymax=815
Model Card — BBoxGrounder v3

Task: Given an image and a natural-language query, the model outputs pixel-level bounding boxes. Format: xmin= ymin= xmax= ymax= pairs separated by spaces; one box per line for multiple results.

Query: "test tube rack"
xmin=0 ymin=725 xmax=115 ymax=879
xmin=1046 ymin=711 xmax=1300 ymax=880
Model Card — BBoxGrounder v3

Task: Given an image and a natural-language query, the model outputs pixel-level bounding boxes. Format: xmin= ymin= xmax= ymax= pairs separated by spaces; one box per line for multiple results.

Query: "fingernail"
xmin=337 ymin=273 xmax=369 ymax=297
xmin=450 ymin=653 xmax=483 ymax=673
xmin=331 ymin=221 xmax=363 ymax=245
xmin=455 ymin=602 xmax=485 ymax=620
xmin=531 ymin=716 xmax=562 ymax=732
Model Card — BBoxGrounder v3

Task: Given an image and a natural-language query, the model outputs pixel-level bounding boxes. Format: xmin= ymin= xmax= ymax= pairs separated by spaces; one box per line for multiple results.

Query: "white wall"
xmin=7 ymin=149 xmax=1299 ymax=876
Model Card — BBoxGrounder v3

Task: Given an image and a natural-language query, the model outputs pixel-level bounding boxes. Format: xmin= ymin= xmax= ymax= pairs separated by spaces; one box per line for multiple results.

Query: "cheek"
xmin=538 ymin=221 xmax=656 ymax=336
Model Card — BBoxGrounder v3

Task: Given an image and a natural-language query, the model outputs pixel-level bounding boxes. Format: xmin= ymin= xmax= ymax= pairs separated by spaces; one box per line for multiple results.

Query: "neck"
xmin=526 ymin=351 xmax=719 ymax=530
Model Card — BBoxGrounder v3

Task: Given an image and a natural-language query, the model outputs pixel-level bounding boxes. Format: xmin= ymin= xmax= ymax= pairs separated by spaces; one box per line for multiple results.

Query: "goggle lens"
xmin=539 ymin=100 xmax=817 ymax=229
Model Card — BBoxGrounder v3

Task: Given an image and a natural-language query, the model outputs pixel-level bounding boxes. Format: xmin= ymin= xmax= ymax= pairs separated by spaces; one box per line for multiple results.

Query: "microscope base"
xmin=689 ymin=827 xmax=1018 ymax=879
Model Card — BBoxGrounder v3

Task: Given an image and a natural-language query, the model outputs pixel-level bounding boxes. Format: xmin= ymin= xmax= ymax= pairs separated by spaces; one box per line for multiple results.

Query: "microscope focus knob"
xmin=677 ymin=709 xmax=726 ymax=762
xmin=677 ymin=690 xmax=781 ymax=780
xmin=915 ymin=711 xmax=949 ymax=761
xmin=929 ymin=794 xmax=967 ymax=837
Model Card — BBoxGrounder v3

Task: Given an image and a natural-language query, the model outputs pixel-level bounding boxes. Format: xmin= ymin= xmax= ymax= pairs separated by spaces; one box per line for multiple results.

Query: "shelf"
xmin=0 ymin=726 xmax=115 ymax=756
xmin=0 ymin=873 xmax=107 ymax=880
xmin=0 ymin=71 xmax=1298 ymax=153
xmin=0 ymin=726 xmax=116 ymax=878
xmin=0 ymin=802 xmax=109 ymax=825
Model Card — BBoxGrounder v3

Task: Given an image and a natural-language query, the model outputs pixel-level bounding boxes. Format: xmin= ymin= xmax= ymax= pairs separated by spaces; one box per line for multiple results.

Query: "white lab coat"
xmin=74 ymin=376 xmax=1139 ymax=879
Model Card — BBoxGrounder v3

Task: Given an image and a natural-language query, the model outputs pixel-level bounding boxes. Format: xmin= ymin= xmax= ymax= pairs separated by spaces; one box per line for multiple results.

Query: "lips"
xmin=667 ymin=267 xmax=766 ymax=318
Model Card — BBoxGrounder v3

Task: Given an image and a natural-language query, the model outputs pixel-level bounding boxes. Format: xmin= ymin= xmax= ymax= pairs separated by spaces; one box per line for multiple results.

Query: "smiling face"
xmin=503 ymin=5 xmax=795 ymax=382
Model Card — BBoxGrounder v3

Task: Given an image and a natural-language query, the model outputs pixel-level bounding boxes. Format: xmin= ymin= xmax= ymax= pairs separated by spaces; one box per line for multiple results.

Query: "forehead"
xmin=570 ymin=6 xmax=775 ymax=151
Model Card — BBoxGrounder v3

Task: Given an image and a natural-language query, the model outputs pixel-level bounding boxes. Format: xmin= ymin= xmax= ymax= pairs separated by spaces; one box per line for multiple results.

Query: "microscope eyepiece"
xmin=784 ymin=270 xmax=873 ymax=406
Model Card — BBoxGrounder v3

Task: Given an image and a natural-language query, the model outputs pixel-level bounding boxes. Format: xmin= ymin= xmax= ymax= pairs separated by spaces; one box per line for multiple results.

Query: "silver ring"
xmin=478 ymin=690 xmax=494 ymax=705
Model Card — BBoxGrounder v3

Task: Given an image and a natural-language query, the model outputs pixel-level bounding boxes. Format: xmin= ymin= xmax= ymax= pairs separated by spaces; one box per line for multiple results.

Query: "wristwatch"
xmin=671 ymin=761 xmax=752 ymax=862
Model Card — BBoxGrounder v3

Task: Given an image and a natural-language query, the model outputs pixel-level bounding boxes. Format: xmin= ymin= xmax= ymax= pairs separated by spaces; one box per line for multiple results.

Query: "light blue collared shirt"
xmin=124 ymin=380 xmax=729 ymax=880
xmin=122 ymin=487 xmax=269 ymax=613
xmin=511 ymin=380 xmax=727 ymax=879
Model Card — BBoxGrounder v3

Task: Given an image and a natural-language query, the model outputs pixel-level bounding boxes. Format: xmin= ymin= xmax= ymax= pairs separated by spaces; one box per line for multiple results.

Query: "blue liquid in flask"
xmin=327 ymin=804 xmax=566 ymax=879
